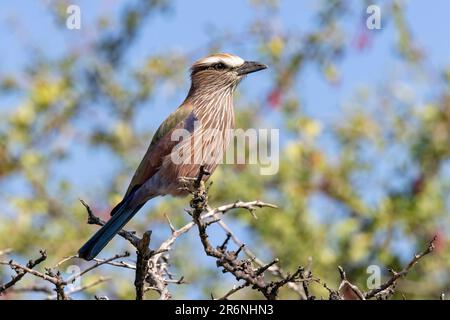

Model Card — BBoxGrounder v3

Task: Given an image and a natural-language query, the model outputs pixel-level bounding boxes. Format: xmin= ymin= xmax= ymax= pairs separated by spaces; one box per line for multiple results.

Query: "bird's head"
xmin=189 ymin=53 xmax=267 ymax=94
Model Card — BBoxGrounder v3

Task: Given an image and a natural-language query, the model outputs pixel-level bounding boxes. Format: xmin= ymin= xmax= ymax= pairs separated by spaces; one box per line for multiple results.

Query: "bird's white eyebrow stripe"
xmin=193 ymin=53 xmax=245 ymax=68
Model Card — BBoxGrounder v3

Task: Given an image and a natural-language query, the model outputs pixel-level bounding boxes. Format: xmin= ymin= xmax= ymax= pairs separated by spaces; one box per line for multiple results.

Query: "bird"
xmin=78 ymin=53 xmax=267 ymax=260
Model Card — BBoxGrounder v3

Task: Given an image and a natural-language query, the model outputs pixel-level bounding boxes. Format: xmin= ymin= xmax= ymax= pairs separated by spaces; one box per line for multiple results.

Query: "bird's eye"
xmin=213 ymin=63 xmax=226 ymax=70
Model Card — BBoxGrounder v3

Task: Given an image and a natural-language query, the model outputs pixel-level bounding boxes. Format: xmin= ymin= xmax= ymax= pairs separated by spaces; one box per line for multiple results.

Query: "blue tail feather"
xmin=78 ymin=197 xmax=143 ymax=261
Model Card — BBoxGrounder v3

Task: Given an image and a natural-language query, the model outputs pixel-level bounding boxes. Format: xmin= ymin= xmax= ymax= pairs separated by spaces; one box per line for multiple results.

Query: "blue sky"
xmin=2 ymin=0 xmax=450 ymax=124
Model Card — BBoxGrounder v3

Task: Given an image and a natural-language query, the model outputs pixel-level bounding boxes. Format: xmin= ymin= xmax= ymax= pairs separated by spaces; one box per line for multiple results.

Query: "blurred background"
xmin=0 ymin=0 xmax=449 ymax=299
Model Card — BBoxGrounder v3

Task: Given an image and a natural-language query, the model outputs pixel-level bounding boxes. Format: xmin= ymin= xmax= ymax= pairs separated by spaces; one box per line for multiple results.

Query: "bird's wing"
xmin=123 ymin=102 xmax=195 ymax=198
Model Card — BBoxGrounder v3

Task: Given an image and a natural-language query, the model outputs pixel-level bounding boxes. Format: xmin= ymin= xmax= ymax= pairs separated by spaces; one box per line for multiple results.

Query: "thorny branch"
xmin=214 ymin=219 xmax=309 ymax=300
xmin=364 ymin=236 xmax=437 ymax=300
xmin=0 ymin=250 xmax=47 ymax=294
xmin=0 ymin=249 xmax=128 ymax=299
xmin=134 ymin=231 xmax=152 ymax=300
xmin=187 ymin=166 xmax=305 ymax=300
xmin=0 ymin=167 xmax=438 ymax=300
xmin=77 ymin=166 xmax=283 ymax=300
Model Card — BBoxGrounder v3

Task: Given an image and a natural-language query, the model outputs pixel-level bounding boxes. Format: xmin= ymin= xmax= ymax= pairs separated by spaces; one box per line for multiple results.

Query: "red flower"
xmin=267 ymin=88 xmax=282 ymax=109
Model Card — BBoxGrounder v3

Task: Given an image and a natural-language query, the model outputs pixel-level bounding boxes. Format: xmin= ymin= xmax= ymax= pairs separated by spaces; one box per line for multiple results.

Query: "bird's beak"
xmin=237 ymin=61 xmax=268 ymax=76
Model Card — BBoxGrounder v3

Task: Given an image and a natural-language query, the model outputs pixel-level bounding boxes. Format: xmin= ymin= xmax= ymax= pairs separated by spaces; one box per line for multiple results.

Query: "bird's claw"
xmin=178 ymin=176 xmax=204 ymax=193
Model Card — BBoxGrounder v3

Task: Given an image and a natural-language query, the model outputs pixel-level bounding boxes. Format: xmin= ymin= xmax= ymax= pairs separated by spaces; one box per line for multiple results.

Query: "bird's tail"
xmin=78 ymin=196 xmax=144 ymax=261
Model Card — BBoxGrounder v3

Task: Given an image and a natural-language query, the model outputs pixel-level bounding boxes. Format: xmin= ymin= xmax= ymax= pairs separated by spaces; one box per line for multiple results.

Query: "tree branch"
xmin=364 ymin=236 xmax=437 ymax=299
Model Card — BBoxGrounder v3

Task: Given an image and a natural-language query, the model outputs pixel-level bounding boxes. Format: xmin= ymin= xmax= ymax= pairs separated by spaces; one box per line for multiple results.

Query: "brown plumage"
xmin=78 ymin=53 xmax=267 ymax=260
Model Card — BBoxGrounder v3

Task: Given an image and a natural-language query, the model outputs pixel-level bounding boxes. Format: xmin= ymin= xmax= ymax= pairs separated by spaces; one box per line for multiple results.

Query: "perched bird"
xmin=78 ymin=53 xmax=267 ymax=260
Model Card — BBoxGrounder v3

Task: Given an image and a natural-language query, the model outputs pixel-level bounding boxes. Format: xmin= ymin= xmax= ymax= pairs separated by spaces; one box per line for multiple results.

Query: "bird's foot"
xmin=178 ymin=176 xmax=208 ymax=213
xmin=180 ymin=166 xmax=211 ymax=215
xmin=178 ymin=176 xmax=201 ymax=193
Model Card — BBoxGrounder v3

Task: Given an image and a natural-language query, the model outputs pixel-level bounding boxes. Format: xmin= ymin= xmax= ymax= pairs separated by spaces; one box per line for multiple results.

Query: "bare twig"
xmin=0 ymin=250 xmax=48 ymax=295
xmin=70 ymin=252 xmax=130 ymax=282
xmin=53 ymin=255 xmax=77 ymax=268
xmin=134 ymin=231 xmax=153 ymax=300
xmin=4 ymin=171 xmax=431 ymax=301
xmin=218 ymin=282 xmax=248 ymax=300
xmin=9 ymin=285 xmax=53 ymax=295
xmin=1 ymin=249 xmax=132 ymax=300
xmin=92 ymin=258 xmax=136 ymax=270
xmin=80 ymin=199 xmax=140 ymax=246
xmin=215 ymin=219 xmax=308 ymax=300
xmin=47 ymin=276 xmax=111 ymax=300
xmin=365 ymin=236 xmax=437 ymax=299
xmin=187 ymin=166 xmax=301 ymax=300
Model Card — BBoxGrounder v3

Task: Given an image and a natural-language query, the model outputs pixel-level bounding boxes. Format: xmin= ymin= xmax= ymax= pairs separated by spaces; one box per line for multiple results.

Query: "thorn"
xmin=235 ymin=244 xmax=245 ymax=256
xmin=256 ymin=258 xmax=279 ymax=275
xmin=249 ymin=209 xmax=258 ymax=219
xmin=338 ymin=266 xmax=346 ymax=280
xmin=164 ymin=213 xmax=176 ymax=233
xmin=219 ymin=233 xmax=232 ymax=251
